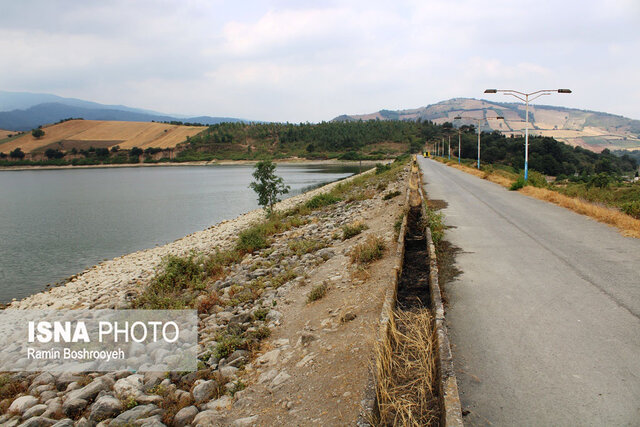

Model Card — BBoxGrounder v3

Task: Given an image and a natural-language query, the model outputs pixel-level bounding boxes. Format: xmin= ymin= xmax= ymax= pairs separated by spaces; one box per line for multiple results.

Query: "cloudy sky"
xmin=1 ymin=0 xmax=638 ymax=122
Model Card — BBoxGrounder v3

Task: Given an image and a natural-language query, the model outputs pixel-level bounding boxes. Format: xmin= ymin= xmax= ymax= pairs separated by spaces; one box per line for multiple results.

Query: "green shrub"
xmin=621 ymin=201 xmax=640 ymax=219
xmin=236 ymin=227 xmax=268 ymax=253
xmin=133 ymin=254 xmax=204 ymax=309
xmin=375 ymin=163 xmax=392 ymax=174
xmin=588 ymin=172 xmax=613 ymax=189
xmin=214 ymin=333 xmax=245 ymax=359
xmin=510 ymin=176 xmax=525 ymax=191
xmin=305 ymin=193 xmax=341 ymax=209
xmin=424 ymin=205 xmax=445 ymax=245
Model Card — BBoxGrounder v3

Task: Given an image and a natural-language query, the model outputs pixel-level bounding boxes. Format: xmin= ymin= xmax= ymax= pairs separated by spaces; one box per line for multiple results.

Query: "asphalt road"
xmin=417 ymin=157 xmax=640 ymax=426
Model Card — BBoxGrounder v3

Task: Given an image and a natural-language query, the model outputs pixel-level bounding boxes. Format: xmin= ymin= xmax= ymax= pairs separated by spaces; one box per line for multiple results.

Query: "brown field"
xmin=0 ymin=129 xmax=17 ymax=139
xmin=0 ymin=120 xmax=206 ymax=154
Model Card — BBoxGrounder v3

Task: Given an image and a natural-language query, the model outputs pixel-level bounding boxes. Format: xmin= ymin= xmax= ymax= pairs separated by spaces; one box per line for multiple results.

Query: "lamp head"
xmin=558 ymin=89 xmax=572 ymax=93
xmin=484 ymin=89 xmax=497 ymax=93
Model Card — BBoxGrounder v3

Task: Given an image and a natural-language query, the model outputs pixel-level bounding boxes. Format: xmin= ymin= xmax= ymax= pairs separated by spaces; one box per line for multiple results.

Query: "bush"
xmin=133 ymin=254 xmax=204 ymax=309
xmin=621 ymin=201 xmax=640 ymax=219
xmin=588 ymin=172 xmax=612 ymax=189
xmin=510 ymin=176 xmax=525 ymax=191
xmin=31 ymin=128 xmax=45 ymax=138
xmin=305 ymin=193 xmax=341 ymax=209
xmin=342 ymin=221 xmax=368 ymax=240
xmin=376 ymin=163 xmax=392 ymax=174
xmin=214 ymin=333 xmax=245 ymax=359
xmin=236 ymin=227 xmax=268 ymax=254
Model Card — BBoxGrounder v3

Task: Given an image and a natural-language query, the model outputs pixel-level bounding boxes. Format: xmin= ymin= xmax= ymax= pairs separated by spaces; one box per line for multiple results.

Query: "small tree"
xmin=32 ymin=128 xmax=45 ymax=138
xmin=250 ymin=160 xmax=289 ymax=215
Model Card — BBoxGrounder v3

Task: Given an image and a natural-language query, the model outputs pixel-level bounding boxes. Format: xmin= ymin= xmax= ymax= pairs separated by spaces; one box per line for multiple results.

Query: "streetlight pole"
xmin=484 ymin=88 xmax=571 ymax=181
xmin=458 ymin=129 xmax=461 ymax=164
xmin=448 ymin=134 xmax=451 ymax=160
xmin=454 ymin=115 xmax=504 ymax=169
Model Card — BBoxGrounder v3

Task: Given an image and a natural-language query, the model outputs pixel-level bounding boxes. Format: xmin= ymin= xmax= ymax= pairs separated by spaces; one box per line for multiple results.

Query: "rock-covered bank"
xmin=1 ymin=161 xmax=409 ymax=426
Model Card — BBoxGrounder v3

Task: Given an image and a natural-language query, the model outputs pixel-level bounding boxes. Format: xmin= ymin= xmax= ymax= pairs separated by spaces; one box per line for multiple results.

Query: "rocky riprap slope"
xmin=1 ymin=165 xmax=408 ymax=426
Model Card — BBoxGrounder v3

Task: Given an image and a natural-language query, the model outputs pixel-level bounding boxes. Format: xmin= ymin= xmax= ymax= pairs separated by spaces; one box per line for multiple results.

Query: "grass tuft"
xmin=341 ymin=221 xmax=368 ymax=240
xmin=351 ymin=235 xmax=386 ymax=265
xmin=307 ymin=283 xmax=328 ymax=303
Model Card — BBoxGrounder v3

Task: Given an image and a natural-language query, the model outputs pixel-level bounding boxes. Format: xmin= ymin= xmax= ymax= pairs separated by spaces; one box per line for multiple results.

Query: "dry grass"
xmin=374 ymin=309 xmax=439 ymax=426
xmin=520 ymin=186 xmax=640 ymax=238
xmin=351 ymin=235 xmax=386 ymax=265
xmin=448 ymin=162 xmax=514 ymax=187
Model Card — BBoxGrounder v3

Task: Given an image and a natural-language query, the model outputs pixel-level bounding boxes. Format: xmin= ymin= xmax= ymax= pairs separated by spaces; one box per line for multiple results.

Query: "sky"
xmin=1 ymin=0 xmax=639 ymax=122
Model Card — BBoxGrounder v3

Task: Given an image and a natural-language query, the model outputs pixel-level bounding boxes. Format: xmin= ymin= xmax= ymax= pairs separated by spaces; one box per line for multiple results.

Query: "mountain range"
xmin=2 ymin=91 xmax=640 ymax=153
xmin=0 ymin=91 xmax=245 ymax=131
xmin=334 ymin=98 xmax=640 ymax=152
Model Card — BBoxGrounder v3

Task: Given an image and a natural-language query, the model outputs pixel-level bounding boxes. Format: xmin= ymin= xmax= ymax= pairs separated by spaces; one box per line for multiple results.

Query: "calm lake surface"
xmin=0 ymin=164 xmax=361 ymax=303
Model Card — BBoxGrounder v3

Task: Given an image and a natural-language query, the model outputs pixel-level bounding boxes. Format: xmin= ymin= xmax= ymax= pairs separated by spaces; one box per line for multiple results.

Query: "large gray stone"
xmin=8 ymin=396 xmax=39 ymax=415
xmin=89 ymin=395 xmax=123 ymax=421
xmin=29 ymin=373 xmax=55 ymax=390
xmin=21 ymin=404 xmax=47 ymax=419
xmin=17 ymin=416 xmax=57 ymax=427
xmin=110 ymin=404 xmax=161 ymax=426
xmin=138 ymin=415 xmax=165 ymax=426
xmin=113 ymin=374 xmax=144 ymax=399
xmin=193 ymin=410 xmax=225 ymax=427
xmin=191 ymin=380 xmax=217 ymax=405
xmin=62 ymin=397 xmax=88 ymax=418
xmin=65 ymin=377 xmax=114 ymax=402
xmin=172 ymin=405 xmax=198 ymax=426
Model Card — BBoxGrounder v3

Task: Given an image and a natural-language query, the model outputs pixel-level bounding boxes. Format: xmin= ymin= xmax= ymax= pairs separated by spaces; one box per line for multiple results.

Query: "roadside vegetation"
xmin=435 ymin=156 xmax=640 ymax=238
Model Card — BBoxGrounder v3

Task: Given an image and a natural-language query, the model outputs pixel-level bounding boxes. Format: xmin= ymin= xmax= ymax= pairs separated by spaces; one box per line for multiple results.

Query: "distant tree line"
xmin=1 ymin=119 xmax=637 ymax=175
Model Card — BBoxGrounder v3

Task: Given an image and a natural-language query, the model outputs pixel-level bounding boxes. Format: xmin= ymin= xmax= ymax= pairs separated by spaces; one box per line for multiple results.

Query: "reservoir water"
xmin=0 ymin=164 xmax=361 ymax=303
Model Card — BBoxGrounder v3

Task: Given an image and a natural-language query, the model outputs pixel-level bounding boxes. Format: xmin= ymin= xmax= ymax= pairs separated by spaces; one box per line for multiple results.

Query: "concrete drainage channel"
xmin=359 ymin=160 xmax=463 ymax=426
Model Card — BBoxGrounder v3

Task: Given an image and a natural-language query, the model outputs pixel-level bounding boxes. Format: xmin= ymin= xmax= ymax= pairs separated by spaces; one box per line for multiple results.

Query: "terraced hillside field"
xmin=0 ymin=120 xmax=206 ymax=154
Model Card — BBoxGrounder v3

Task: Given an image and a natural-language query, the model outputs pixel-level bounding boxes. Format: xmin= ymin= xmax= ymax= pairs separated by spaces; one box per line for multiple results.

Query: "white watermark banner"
xmin=0 ymin=310 xmax=198 ymax=372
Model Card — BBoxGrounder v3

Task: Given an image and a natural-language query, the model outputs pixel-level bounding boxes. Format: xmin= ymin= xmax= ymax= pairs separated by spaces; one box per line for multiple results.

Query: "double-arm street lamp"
xmin=484 ymin=88 xmax=571 ymax=181
xmin=453 ymin=115 xmax=504 ymax=169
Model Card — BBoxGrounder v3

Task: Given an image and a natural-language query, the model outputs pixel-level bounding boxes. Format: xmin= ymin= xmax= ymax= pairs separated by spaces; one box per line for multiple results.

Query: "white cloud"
xmin=0 ymin=0 xmax=638 ymax=121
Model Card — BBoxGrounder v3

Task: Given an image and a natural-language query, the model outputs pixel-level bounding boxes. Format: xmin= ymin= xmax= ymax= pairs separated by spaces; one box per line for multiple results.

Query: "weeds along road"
xmin=417 ymin=156 xmax=640 ymax=426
